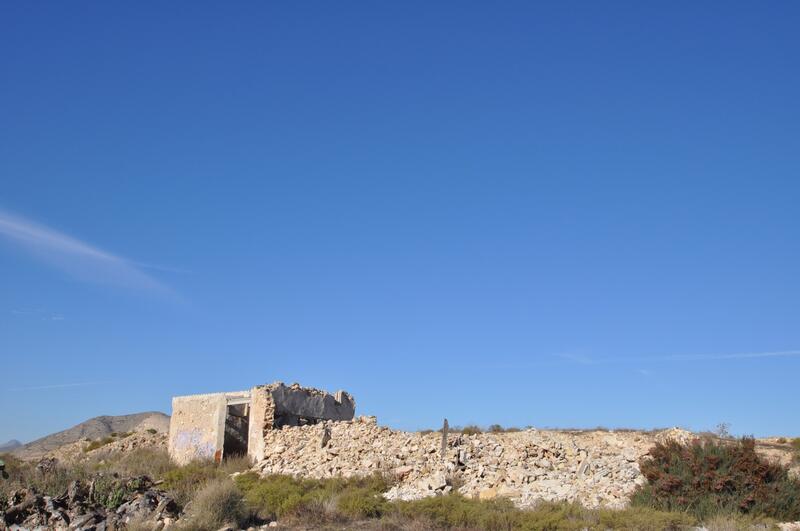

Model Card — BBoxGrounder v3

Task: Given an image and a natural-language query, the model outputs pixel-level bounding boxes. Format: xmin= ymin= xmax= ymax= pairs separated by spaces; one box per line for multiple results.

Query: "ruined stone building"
xmin=168 ymin=381 xmax=355 ymax=465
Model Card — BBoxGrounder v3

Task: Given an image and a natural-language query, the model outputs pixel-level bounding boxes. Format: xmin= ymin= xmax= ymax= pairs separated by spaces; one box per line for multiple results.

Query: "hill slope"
xmin=0 ymin=439 xmax=22 ymax=452
xmin=11 ymin=412 xmax=169 ymax=459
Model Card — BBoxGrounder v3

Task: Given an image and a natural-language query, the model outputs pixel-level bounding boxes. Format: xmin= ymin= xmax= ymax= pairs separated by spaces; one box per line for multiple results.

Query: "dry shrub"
xmin=701 ymin=513 xmax=777 ymax=531
xmin=461 ymin=425 xmax=482 ymax=436
xmin=180 ymin=478 xmax=248 ymax=530
xmin=0 ymin=454 xmax=89 ymax=502
xmin=89 ymin=448 xmax=175 ymax=478
xmin=161 ymin=460 xmax=227 ymax=508
xmin=124 ymin=515 xmax=161 ymax=531
xmin=631 ymin=437 xmax=800 ymax=521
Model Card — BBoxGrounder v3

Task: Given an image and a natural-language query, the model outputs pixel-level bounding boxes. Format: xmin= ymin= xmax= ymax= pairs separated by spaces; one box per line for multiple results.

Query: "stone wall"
xmin=255 ymin=418 xmax=698 ymax=509
xmin=168 ymin=390 xmax=250 ymax=465
xmin=169 ymin=382 xmax=355 ymax=465
xmin=264 ymin=382 xmax=355 ymax=428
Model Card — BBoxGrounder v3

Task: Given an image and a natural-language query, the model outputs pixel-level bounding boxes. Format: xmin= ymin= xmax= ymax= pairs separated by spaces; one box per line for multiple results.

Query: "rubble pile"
xmin=1 ymin=475 xmax=178 ymax=530
xmin=256 ymin=417 xmax=695 ymax=509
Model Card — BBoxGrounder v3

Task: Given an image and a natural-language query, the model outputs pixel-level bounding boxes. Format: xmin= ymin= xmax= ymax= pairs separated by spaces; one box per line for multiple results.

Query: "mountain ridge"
xmin=10 ymin=412 xmax=169 ymax=459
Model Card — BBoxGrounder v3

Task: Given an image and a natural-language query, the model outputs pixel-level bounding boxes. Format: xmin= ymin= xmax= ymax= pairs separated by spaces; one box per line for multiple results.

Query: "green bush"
xmin=631 ymin=437 xmax=800 ymax=521
xmin=595 ymin=506 xmax=695 ymax=530
xmin=234 ymin=472 xmax=391 ymax=521
xmin=84 ymin=437 xmax=115 ymax=452
xmin=391 ymin=495 xmax=695 ymax=530
xmin=336 ymin=487 xmax=388 ymax=518
xmin=461 ymin=425 xmax=482 ymax=436
xmin=392 ymin=494 xmax=522 ymax=529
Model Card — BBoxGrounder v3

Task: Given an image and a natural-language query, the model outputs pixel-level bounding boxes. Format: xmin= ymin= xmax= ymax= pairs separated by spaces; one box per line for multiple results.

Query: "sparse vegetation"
xmin=161 ymin=455 xmax=250 ymax=507
xmin=714 ymin=422 xmax=733 ymax=439
xmin=460 ymin=425 xmax=482 ymax=436
xmin=84 ymin=437 xmax=116 ymax=452
xmin=631 ymin=437 xmax=800 ymax=521
xmin=233 ymin=471 xmax=391 ymax=523
xmin=178 ymin=477 xmax=249 ymax=529
xmin=4 ymin=434 xmax=799 ymax=529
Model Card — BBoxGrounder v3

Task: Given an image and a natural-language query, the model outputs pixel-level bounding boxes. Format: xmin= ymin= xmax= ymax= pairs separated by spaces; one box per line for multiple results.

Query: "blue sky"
xmin=1 ymin=2 xmax=799 ymax=443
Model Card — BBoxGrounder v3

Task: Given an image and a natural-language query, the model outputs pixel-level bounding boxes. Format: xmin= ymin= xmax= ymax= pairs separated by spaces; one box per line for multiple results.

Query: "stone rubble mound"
xmin=256 ymin=417 xmax=695 ymax=509
xmin=2 ymin=473 xmax=178 ymax=530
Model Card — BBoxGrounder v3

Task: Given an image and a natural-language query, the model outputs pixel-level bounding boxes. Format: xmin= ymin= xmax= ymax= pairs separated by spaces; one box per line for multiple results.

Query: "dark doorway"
xmin=223 ymin=403 xmax=249 ymax=458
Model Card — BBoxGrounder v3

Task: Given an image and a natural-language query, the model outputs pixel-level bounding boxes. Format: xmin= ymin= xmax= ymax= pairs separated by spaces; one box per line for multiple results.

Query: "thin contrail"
xmin=5 ymin=382 xmax=104 ymax=391
xmin=0 ymin=209 xmax=175 ymax=294
xmin=557 ymin=349 xmax=800 ymax=365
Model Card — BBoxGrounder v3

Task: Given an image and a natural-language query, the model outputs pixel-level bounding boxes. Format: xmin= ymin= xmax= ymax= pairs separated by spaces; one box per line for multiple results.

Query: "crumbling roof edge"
xmin=172 ymin=390 xmax=251 ymax=401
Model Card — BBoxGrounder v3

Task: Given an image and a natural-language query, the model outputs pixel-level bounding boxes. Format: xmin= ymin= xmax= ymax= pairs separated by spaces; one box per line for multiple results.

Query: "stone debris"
xmin=255 ymin=418 xmax=695 ymax=509
xmin=2 ymin=474 xmax=178 ymax=530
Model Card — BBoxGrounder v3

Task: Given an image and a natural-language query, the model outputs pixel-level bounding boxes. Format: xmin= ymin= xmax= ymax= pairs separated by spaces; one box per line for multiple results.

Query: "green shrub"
xmin=91 ymin=475 xmax=144 ymax=510
xmin=631 ymin=437 xmax=800 ymax=521
xmin=390 ymin=495 xmax=697 ymax=530
xmin=595 ymin=506 xmax=695 ymax=530
xmin=146 ymin=428 xmax=158 ymax=435
xmin=234 ymin=472 xmax=391 ymax=521
xmin=336 ymin=487 xmax=388 ymax=518
xmin=84 ymin=437 xmax=115 ymax=452
xmin=391 ymin=493 xmax=521 ymax=529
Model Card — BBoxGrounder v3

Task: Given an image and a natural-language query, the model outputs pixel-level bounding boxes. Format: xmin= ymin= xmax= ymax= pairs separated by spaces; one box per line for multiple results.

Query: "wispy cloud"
xmin=4 ymin=382 xmax=104 ymax=392
xmin=11 ymin=308 xmax=65 ymax=321
xmin=557 ymin=349 xmax=800 ymax=365
xmin=0 ymin=210 xmax=175 ymax=295
xmin=555 ymin=352 xmax=595 ymax=365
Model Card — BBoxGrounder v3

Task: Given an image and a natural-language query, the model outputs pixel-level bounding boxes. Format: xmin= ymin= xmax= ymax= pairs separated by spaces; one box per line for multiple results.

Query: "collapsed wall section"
xmin=267 ymin=382 xmax=355 ymax=428
xmin=254 ymin=419 xmax=681 ymax=509
xmin=248 ymin=382 xmax=355 ymax=462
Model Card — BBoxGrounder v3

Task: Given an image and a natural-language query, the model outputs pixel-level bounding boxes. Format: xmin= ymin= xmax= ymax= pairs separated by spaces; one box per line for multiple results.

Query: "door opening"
xmin=223 ymin=403 xmax=249 ymax=458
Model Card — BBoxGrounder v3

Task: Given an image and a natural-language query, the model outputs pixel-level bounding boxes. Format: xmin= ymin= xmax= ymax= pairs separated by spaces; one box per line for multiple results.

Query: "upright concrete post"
xmin=441 ymin=418 xmax=449 ymax=461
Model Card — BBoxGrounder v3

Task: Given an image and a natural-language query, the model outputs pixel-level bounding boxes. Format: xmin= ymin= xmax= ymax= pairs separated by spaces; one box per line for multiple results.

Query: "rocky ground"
xmin=257 ymin=418 xmax=799 ymax=511
xmin=4 ymin=417 xmax=798 ymax=529
xmin=3 ymin=474 xmax=178 ymax=530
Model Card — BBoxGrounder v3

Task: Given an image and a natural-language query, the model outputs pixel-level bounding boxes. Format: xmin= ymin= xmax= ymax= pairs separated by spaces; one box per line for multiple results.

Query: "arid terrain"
xmin=3 ymin=412 xmax=800 ymax=530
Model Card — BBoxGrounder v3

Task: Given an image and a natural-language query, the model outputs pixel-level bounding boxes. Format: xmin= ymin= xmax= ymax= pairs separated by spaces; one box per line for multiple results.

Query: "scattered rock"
xmin=1 ymin=475 xmax=178 ymax=530
xmin=254 ymin=421 xmax=723 ymax=509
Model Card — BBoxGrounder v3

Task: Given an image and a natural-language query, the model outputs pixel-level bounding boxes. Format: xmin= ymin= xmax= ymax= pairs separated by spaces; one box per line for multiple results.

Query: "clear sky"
xmin=1 ymin=2 xmax=799 ymax=444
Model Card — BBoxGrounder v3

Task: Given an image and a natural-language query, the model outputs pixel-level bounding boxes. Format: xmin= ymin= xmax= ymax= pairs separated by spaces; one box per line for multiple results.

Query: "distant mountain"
xmin=0 ymin=439 xmax=22 ymax=452
xmin=11 ymin=412 xmax=170 ymax=460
